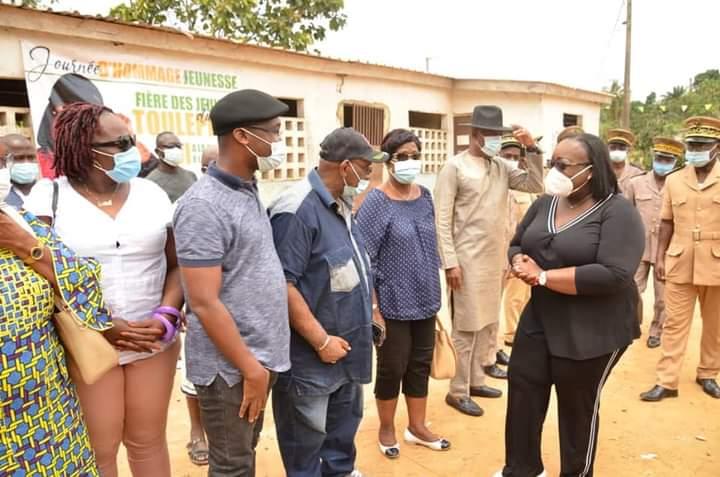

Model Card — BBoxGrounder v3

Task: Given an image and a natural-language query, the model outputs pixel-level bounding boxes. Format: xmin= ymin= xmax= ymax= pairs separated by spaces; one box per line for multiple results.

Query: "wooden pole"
xmin=622 ymin=0 xmax=632 ymax=128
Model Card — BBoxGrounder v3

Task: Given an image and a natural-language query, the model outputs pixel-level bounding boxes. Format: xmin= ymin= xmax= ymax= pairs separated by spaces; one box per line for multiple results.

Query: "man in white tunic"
xmin=435 ymin=105 xmax=544 ymax=416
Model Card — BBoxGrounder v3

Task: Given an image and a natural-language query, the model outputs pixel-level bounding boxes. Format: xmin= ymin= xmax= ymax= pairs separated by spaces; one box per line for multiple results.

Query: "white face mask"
xmin=609 ymin=150 xmax=628 ymax=163
xmin=392 ymin=159 xmax=422 ymax=184
xmin=544 ymin=165 xmax=593 ymax=198
xmin=343 ymin=162 xmax=369 ymax=200
xmin=481 ymin=135 xmax=503 ymax=157
xmin=0 ymin=167 xmax=11 ymax=203
xmin=161 ymin=147 xmax=184 ymax=167
xmin=242 ymin=129 xmax=286 ymax=172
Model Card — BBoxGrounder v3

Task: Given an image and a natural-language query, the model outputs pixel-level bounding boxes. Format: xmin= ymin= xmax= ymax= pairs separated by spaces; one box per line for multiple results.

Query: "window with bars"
xmin=343 ymin=103 xmax=385 ymax=146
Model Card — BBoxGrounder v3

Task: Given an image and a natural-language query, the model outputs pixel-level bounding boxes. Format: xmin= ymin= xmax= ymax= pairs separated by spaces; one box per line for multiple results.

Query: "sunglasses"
xmin=551 ymin=160 xmax=591 ymax=172
xmin=391 ymin=153 xmax=421 ymax=162
xmin=91 ymin=135 xmax=137 ymax=152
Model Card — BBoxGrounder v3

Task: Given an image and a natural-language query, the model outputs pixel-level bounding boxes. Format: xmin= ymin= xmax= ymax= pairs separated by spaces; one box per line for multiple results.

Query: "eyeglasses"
xmin=91 ymin=135 xmax=137 ymax=152
xmin=551 ymin=160 xmax=591 ymax=172
xmin=391 ymin=153 xmax=421 ymax=162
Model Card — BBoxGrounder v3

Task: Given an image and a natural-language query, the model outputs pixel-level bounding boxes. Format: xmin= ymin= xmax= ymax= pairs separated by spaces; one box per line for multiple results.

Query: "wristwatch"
xmin=526 ymin=144 xmax=542 ymax=154
xmin=23 ymin=241 xmax=45 ymax=265
xmin=538 ymin=271 xmax=548 ymax=287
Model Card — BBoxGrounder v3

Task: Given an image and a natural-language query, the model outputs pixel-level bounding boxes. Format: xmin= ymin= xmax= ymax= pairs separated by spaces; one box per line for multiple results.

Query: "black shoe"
xmin=646 ymin=336 xmax=661 ymax=348
xmin=483 ymin=363 xmax=508 ymax=379
xmin=640 ymin=385 xmax=679 ymax=402
xmin=470 ymin=385 xmax=503 ymax=398
xmin=696 ymin=378 xmax=720 ymax=399
xmin=445 ymin=393 xmax=484 ymax=416
xmin=496 ymin=350 xmax=511 ymax=366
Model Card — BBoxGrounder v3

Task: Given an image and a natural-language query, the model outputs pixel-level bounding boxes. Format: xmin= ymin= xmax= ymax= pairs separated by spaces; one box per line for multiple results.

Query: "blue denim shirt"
xmin=269 ymin=169 xmax=373 ymax=396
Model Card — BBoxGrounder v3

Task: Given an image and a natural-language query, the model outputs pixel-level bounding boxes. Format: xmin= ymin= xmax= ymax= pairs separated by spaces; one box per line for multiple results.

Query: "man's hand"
xmin=655 ymin=258 xmax=666 ymax=282
xmin=445 ymin=266 xmax=463 ymax=291
xmin=511 ymin=125 xmax=536 ymax=148
xmin=239 ymin=364 xmax=270 ymax=423
xmin=317 ymin=336 xmax=351 ymax=364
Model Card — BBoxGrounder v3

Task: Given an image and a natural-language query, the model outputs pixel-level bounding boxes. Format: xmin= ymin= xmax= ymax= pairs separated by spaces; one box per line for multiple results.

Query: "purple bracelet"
xmin=154 ymin=306 xmax=183 ymax=323
xmin=152 ymin=313 xmax=178 ymax=343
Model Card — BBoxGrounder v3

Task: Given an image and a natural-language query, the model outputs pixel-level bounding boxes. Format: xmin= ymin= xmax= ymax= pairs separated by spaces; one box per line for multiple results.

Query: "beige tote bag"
xmin=430 ymin=316 xmax=457 ymax=380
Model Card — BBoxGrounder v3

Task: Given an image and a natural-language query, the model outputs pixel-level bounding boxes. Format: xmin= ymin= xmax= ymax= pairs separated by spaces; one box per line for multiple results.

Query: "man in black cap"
xmin=173 ymin=89 xmax=292 ymax=475
xmin=269 ymin=127 xmax=387 ymax=477
xmin=435 ymin=105 xmax=544 ymax=417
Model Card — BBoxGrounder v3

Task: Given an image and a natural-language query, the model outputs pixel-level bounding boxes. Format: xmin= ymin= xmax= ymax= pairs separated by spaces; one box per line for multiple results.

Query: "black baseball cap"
xmin=319 ymin=128 xmax=389 ymax=163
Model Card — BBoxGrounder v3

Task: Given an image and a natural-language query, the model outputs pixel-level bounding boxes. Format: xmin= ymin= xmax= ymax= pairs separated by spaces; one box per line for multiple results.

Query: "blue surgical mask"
xmin=92 ymin=146 xmax=142 ymax=183
xmin=392 ymin=159 xmax=422 ymax=184
xmin=343 ymin=162 xmax=369 ymax=200
xmin=481 ymin=136 xmax=502 ymax=157
xmin=652 ymin=160 xmax=676 ymax=176
xmin=685 ymin=149 xmax=714 ymax=168
xmin=10 ymin=162 xmax=39 ymax=184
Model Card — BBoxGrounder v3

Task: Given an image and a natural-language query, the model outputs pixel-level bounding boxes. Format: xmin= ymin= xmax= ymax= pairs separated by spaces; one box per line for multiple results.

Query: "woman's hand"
xmin=372 ymin=308 xmax=387 ymax=347
xmin=512 ymin=254 xmax=543 ymax=286
xmin=0 ymin=211 xmax=35 ymax=256
xmin=104 ymin=318 xmax=163 ymax=353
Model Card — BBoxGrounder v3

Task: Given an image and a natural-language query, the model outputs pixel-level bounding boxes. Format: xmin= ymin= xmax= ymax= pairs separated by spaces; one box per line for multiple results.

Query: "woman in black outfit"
xmin=496 ymin=134 xmax=645 ymax=477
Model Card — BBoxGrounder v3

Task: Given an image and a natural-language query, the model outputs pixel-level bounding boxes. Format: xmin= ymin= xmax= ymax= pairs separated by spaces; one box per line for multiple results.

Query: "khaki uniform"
xmin=625 ymin=172 xmax=667 ymax=338
xmin=502 ymin=190 xmax=534 ymax=344
xmin=618 ymin=163 xmax=645 ymax=195
xmin=435 ymin=150 xmax=543 ymax=396
xmin=656 ymin=161 xmax=720 ymax=389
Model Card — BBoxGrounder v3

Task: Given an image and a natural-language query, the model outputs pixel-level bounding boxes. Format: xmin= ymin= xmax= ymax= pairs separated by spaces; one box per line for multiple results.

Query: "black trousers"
xmin=374 ymin=317 xmax=435 ymax=400
xmin=502 ymin=329 xmax=626 ymax=477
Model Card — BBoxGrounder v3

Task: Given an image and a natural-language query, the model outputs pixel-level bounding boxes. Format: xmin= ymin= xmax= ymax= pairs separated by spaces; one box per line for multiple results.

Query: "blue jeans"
xmin=272 ymin=381 xmax=363 ymax=477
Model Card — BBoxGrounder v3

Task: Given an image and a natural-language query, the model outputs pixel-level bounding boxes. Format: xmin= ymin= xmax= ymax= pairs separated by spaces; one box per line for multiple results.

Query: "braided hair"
xmin=53 ymin=102 xmax=113 ymax=182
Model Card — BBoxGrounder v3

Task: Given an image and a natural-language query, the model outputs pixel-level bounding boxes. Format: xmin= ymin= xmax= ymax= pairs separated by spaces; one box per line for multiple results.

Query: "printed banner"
xmin=21 ymin=40 xmax=237 ymax=171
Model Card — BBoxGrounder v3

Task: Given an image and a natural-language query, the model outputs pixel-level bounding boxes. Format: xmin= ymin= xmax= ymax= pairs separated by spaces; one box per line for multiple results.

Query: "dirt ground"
xmin=119 ymin=287 xmax=720 ymax=477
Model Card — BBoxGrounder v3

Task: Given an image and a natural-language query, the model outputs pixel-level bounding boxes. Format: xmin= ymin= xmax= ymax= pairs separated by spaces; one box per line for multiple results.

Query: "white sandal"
xmin=403 ymin=428 xmax=450 ymax=451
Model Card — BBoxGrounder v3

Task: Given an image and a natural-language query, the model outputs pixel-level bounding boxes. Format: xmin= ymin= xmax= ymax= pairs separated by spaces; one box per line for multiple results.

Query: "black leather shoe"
xmin=496 ymin=350 xmax=511 ymax=366
xmin=470 ymin=385 xmax=503 ymax=398
xmin=445 ymin=393 xmax=484 ymax=416
xmin=640 ymin=385 xmax=679 ymax=402
xmin=646 ymin=336 xmax=661 ymax=348
xmin=696 ymin=378 xmax=720 ymax=399
xmin=483 ymin=363 xmax=508 ymax=379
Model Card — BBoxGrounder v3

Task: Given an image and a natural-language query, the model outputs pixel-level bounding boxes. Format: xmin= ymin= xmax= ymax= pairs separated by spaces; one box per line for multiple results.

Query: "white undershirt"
xmin=24 ymin=177 xmax=174 ymax=365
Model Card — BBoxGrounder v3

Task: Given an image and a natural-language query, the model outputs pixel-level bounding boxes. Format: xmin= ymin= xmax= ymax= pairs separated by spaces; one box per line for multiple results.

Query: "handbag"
xmin=430 ymin=316 xmax=457 ymax=380
xmin=50 ymin=181 xmax=118 ymax=384
xmin=53 ymin=294 xmax=118 ymax=384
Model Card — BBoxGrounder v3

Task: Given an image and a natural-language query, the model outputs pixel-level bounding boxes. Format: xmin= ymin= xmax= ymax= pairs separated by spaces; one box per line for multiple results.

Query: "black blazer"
xmin=508 ymin=194 xmax=644 ymax=360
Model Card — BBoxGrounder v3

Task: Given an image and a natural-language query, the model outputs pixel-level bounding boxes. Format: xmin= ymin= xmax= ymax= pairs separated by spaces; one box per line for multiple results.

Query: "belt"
xmin=688 ymin=229 xmax=720 ymax=241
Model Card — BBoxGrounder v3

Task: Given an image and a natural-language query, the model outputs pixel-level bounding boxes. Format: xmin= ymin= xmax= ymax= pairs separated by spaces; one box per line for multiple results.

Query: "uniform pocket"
xmin=666 ymin=244 xmax=684 ymax=257
xmin=325 ymin=247 xmax=360 ymax=293
xmin=636 ymin=194 xmax=652 ymax=202
xmin=671 ymin=197 xmax=687 ymax=207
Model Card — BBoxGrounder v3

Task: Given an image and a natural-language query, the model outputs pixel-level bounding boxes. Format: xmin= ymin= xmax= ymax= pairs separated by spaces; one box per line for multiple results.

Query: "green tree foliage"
xmin=601 ymin=69 xmax=720 ymax=168
xmin=108 ymin=0 xmax=346 ymax=52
